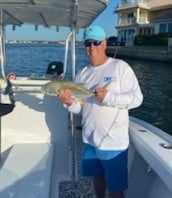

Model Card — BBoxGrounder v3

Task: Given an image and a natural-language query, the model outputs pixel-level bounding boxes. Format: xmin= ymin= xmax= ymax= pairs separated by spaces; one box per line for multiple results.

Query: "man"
xmin=58 ymin=25 xmax=143 ymax=198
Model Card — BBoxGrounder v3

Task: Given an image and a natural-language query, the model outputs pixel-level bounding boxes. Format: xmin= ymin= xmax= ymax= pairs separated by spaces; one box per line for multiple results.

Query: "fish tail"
xmin=102 ymin=81 xmax=111 ymax=89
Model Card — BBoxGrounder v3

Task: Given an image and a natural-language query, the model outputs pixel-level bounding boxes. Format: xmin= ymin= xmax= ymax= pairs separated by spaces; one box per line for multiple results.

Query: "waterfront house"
xmin=115 ymin=0 xmax=172 ymax=46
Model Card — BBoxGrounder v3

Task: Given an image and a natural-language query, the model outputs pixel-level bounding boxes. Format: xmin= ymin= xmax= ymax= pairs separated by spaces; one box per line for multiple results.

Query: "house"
xmin=115 ymin=0 xmax=172 ymax=46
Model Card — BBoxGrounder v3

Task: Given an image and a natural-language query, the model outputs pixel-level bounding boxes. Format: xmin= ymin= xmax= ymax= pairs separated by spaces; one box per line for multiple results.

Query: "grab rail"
xmin=63 ymin=31 xmax=73 ymax=80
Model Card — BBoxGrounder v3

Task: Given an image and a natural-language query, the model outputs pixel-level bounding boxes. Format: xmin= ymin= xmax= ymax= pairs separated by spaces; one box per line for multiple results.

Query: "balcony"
xmin=116 ymin=17 xmax=137 ymax=27
xmin=116 ymin=0 xmax=149 ymax=11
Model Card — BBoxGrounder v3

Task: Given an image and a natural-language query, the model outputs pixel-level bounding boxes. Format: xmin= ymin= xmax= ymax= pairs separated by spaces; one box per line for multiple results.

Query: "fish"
xmin=0 ymin=78 xmax=5 ymax=88
xmin=41 ymin=80 xmax=110 ymax=103
xmin=41 ymin=80 xmax=94 ymax=99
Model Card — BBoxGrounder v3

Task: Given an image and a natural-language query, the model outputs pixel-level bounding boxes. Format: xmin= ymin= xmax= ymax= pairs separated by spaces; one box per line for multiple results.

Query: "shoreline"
xmin=106 ymin=46 xmax=172 ymax=63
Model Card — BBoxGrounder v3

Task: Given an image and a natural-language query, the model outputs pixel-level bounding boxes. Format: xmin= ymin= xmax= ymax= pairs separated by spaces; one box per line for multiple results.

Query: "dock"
xmin=106 ymin=46 xmax=172 ymax=63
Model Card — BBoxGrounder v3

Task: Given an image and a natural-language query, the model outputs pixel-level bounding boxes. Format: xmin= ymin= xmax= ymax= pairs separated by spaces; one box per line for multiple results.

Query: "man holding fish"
xmin=58 ymin=25 xmax=143 ymax=198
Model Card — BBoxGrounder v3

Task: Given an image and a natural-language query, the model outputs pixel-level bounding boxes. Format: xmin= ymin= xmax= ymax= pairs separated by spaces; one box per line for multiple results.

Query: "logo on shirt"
xmin=103 ymin=76 xmax=116 ymax=82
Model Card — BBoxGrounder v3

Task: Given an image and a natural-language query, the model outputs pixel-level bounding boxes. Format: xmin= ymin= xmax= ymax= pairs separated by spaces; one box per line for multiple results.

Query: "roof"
xmin=148 ymin=0 xmax=172 ymax=9
xmin=115 ymin=0 xmax=172 ymax=12
xmin=0 ymin=0 xmax=108 ymax=28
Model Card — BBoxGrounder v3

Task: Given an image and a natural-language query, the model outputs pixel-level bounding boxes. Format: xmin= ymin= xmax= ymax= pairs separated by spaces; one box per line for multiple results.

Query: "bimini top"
xmin=0 ymin=0 xmax=108 ymax=28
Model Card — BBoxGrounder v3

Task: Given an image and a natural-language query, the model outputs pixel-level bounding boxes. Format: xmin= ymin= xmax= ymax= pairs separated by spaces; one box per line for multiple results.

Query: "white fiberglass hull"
xmin=0 ymin=79 xmax=72 ymax=197
xmin=0 ymin=79 xmax=172 ymax=198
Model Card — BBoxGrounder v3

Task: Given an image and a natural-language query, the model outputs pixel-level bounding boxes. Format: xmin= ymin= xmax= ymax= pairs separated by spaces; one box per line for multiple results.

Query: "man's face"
xmin=84 ymin=39 xmax=106 ymax=58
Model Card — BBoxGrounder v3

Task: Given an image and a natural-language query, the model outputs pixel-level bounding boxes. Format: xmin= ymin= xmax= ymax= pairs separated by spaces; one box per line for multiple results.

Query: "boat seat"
xmin=0 ymin=143 xmax=54 ymax=198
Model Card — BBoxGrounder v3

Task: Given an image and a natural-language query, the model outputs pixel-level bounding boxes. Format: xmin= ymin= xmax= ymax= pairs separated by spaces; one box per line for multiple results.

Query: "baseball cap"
xmin=83 ymin=25 xmax=106 ymax=41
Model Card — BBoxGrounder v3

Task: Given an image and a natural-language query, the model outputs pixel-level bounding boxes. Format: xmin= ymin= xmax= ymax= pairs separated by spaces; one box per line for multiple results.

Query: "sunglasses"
xmin=84 ymin=40 xmax=102 ymax=47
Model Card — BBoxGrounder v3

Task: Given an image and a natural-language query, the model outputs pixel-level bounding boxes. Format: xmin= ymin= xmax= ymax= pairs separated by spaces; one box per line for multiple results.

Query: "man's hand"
xmin=58 ymin=89 xmax=73 ymax=106
xmin=95 ymin=87 xmax=108 ymax=102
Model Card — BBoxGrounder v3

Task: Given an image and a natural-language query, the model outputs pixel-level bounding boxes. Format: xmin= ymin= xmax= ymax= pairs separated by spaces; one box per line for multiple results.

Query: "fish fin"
xmin=102 ymin=81 xmax=111 ymax=89
xmin=75 ymin=98 xmax=84 ymax=105
xmin=71 ymin=96 xmax=84 ymax=105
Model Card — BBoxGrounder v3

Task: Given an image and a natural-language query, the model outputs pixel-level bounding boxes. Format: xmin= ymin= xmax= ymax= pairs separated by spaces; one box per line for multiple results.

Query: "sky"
xmin=6 ymin=0 xmax=120 ymax=41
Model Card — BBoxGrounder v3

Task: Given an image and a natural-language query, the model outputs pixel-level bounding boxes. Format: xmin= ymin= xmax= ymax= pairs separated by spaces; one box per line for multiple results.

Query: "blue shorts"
xmin=81 ymin=143 xmax=128 ymax=192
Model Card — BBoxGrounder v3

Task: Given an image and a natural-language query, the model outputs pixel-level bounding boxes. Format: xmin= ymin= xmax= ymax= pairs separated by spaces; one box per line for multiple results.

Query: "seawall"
xmin=106 ymin=46 xmax=172 ymax=63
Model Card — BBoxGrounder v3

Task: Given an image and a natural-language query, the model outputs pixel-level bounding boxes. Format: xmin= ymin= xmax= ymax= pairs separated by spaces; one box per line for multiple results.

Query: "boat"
xmin=0 ymin=1 xmax=172 ymax=198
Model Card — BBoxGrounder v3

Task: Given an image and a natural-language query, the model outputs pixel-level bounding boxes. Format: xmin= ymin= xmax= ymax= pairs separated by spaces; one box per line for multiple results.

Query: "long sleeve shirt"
xmin=67 ymin=57 xmax=143 ymax=150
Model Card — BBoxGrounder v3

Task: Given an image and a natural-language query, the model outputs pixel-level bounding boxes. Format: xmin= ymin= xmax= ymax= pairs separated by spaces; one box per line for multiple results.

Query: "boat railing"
xmin=63 ymin=31 xmax=73 ymax=79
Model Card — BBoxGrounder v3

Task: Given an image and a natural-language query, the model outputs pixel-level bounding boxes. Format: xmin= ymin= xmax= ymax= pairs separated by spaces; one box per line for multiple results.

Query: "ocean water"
xmin=4 ymin=44 xmax=172 ymax=135
xmin=5 ymin=43 xmax=88 ymax=78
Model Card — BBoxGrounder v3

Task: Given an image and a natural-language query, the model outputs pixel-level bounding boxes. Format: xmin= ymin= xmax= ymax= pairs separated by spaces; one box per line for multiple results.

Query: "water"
xmin=3 ymin=44 xmax=172 ymax=135
xmin=5 ymin=44 xmax=88 ymax=78
xmin=125 ymin=58 xmax=172 ymax=134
